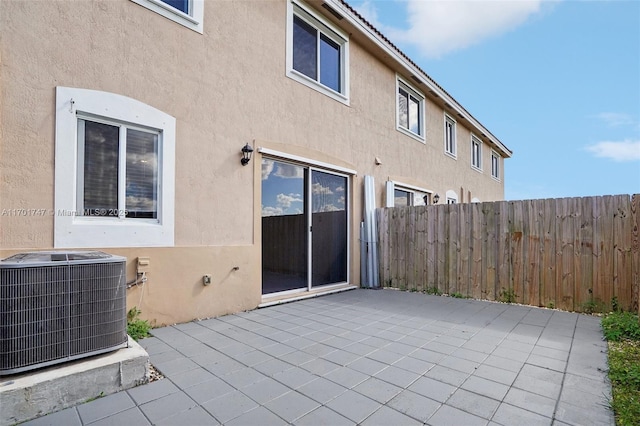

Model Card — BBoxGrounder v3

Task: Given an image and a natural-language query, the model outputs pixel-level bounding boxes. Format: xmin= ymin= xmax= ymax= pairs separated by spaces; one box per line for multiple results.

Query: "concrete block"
xmin=0 ymin=336 xmax=148 ymax=425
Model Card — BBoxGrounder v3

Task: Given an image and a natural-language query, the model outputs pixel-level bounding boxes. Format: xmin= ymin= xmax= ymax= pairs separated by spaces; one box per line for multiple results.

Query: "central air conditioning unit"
xmin=0 ymin=251 xmax=128 ymax=376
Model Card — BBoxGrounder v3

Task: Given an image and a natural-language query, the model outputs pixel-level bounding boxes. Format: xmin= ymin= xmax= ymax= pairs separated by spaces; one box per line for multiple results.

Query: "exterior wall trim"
xmin=258 ymin=147 xmax=358 ymax=175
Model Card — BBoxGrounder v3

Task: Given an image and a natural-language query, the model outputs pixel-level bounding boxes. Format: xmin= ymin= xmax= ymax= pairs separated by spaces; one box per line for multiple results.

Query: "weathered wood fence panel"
xmin=377 ymin=194 xmax=640 ymax=313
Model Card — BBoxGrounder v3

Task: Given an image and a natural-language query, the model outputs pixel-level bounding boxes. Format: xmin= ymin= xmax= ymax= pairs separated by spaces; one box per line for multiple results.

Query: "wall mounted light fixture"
xmin=241 ymin=143 xmax=253 ymax=166
xmin=433 ymin=193 xmax=440 ymax=204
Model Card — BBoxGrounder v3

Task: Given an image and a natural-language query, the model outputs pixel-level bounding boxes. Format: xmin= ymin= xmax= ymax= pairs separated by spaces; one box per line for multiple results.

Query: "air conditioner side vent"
xmin=0 ymin=251 xmax=127 ymax=376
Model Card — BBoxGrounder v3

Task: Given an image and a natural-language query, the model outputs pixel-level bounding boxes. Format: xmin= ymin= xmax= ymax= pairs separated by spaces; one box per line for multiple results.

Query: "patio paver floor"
xmin=21 ymin=289 xmax=614 ymax=425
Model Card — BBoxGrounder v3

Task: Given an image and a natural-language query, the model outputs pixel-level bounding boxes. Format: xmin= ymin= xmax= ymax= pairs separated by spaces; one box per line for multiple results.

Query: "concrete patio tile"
xmin=393 ymin=355 xmax=434 ymax=375
xmin=176 ymin=342 xmax=217 ymax=358
xmin=325 ymin=389 xmax=382 ymax=423
xmin=127 ymin=379 xmax=180 ymax=405
xmin=297 ymin=376 xmax=348 ymax=404
xmin=526 ymin=354 xmax=567 ymax=372
xmin=239 ymin=377 xmax=292 ymax=404
xmin=353 ymin=377 xmax=403 ymax=404
xmin=384 ymin=342 xmax=418 ymax=356
xmin=343 ymin=341 xmax=378 ymax=356
xmin=424 ymin=365 xmax=469 ymax=387
xmin=138 ymin=392 xmax=198 ymax=425
xmin=483 ymin=354 xmax=525 ymax=373
xmin=553 ymin=401 xmax=614 ymax=426
xmin=151 ymin=349 xmax=187 ymax=364
xmin=324 ymin=366 xmax=370 ymax=388
xmin=503 ymin=387 xmax=556 ymax=418
xmin=300 ymin=357 xmax=341 ymax=376
xmin=220 ymin=367 xmax=268 ymax=389
xmin=153 ymin=357 xmax=200 ymax=378
xmin=462 ymin=339 xmax=499 ymax=355
xmin=425 ymin=341 xmax=458 ymax=355
xmin=281 ymin=336 xmax=315 ymax=350
xmin=497 ymin=339 xmax=535 ymax=354
xmin=562 ymin=373 xmax=611 ymax=398
xmin=233 ymin=349 xmax=275 ymax=367
xmin=295 ymin=406 xmax=356 ymax=426
xmin=347 ymin=357 xmax=388 ymax=375
xmin=366 ymin=348 xmax=404 ymax=364
xmin=21 ymin=407 xmax=82 ymax=426
xmin=491 ymin=403 xmax=551 ymax=426
xmin=259 ymin=343 xmax=297 ymax=358
xmin=140 ymin=339 xmax=174 ymax=356
xmin=321 ymin=348 xmax=362 ymax=366
xmin=387 ymin=390 xmax=442 ymax=422
xmin=77 ymin=391 xmax=135 ymax=424
xmin=271 ymin=366 xmax=318 ymax=389
xmin=253 ymin=357 xmax=294 ymax=376
xmin=264 ymin=391 xmax=320 ymax=422
xmin=374 ymin=365 xmax=422 ymax=388
xmin=155 ymin=406 xmax=219 ymax=425
xmin=472 ymin=364 xmax=518 ymax=386
xmin=88 ymin=408 xmax=151 ymax=426
xmin=451 ymin=347 xmax=489 ymax=363
xmin=427 ymin=404 xmax=489 ymax=426
xmin=201 ymin=390 xmax=259 ymax=423
xmin=397 ymin=334 xmax=430 ymax=348
xmin=492 ymin=346 xmax=531 ymax=362
xmin=409 ymin=347 xmax=446 ymax=363
xmin=446 ymin=388 xmax=500 ymax=420
xmin=198 ymin=355 xmax=246 ymax=375
xmin=276 ymin=349 xmax=315 ymax=366
xmin=167 ymin=366 xmax=217 ymax=389
xmin=408 ymin=376 xmax=457 ymax=403
xmin=182 ymin=376 xmax=235 ymax=404
xmin=361 ymin=406 xmax=422 ymax=426
xmin=461 ymin=376 xmax=510 ymax=401
xmin=438 ymin=354 xmax=480 ymax=374
xmin=224 ymin=406 xmax=287 ymax=426
xmin=531 ymin=345 xmax=569 ymax=361
xmin=433 ymin=335 xmax=468 ymax=348
xmin=558 ymin=386 xmax=610 ymax=410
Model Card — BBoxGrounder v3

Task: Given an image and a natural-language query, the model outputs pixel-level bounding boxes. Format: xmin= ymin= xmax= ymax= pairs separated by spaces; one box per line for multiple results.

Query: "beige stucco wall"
xmin=0 ymin=0 xmax=507 ymax=324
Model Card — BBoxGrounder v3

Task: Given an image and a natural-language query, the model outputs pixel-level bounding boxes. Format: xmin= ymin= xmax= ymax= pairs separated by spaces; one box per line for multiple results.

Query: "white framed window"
xmin=55 ymin=86 xmax=176 ymax=248
xmin=471 ymin=135 xmax=482 ymax=170
xmin=445 ymin=189 xmax=458 ymax=204
xmin=444 ymin=115 xmax=457 ymax=157
xmin=396 ymin=76 xmax=425 ymax=141
xmin=491 ymin=151 xmax=501 ymax=181
xmin=385 ymin=181 xmax=432 ymax=207
xmin=286 ymin=0 xmax=350 ymax=104
xmin=130 ymin=0 xmax=204 ymax=33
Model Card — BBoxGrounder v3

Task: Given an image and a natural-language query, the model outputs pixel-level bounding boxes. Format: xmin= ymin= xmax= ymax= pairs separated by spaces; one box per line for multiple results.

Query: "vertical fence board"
xmin=483 ymin=203 xmax=497 ymax=300
xmin=471 ymin=203 xmax=483 ymax=299
xmin=541 ymin=198 xmax=556 ymax=308
xmin=510 ymin=201 xmax=524 ymax=303
xmin=526 ymin=199 xmax=542 ymax=307
xmin=497 ymin=202 xmax=511 ymax=301
xmin=631 ymin=194 xmax=639 ymax=315
xmin=614 ymin=195 xmax=633 ymax=310
xmin=436 ymin=205 xmax=447 ymax=293
xmin=458 ymin=203 xmax=471 ymax=297
xmin=578 ymin=197 xmax=595 ymax=310
xmin=426 ymin=205 xmax=436 ymax=291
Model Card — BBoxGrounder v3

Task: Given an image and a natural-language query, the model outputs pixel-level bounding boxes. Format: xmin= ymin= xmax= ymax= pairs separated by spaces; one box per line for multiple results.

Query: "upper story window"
xmin=385 ymin=181 xmax=430 ymax=207
xmin=444 ymin=115 xmax=456 ymax=157
xmin=287 ymin=0 xmax=349 ymax=104
xmin=396 ymin=77 xmax=425 ymax=141
xmin=471 ymin=135 xmax=482 ymax=170
xmin=55 ymin=86 xmax=176 ymax=248
xmin=491 ymin=151 xmax=501 ymax=180
xmin=130 ymin=0 xmax=204 ymax=33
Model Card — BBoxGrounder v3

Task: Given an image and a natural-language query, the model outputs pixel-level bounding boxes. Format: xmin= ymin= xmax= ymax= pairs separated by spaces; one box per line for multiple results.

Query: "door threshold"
xmin=259 ymin=284 xmax=358 ymax=308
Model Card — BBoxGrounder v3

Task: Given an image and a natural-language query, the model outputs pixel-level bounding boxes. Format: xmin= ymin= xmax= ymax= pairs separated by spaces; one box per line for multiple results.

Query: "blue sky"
xmin=350 ymin=0 xmax=640 ymax=200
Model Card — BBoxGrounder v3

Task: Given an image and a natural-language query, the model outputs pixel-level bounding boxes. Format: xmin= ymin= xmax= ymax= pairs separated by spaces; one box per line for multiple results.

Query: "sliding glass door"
xmin=262 ymin=159 xmax=348 ymax=295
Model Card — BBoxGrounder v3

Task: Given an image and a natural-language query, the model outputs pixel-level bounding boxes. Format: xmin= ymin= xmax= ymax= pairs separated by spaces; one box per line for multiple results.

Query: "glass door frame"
xmin=260 ymin=155 xmax=351 ymax=297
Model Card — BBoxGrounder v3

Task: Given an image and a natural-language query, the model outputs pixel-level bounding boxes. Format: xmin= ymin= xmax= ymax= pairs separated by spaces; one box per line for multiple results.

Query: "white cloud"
xmin=312 ymin=183 xmax=333 ymax=195
xmin=277 ymin=192 xmax=303 ymax=208
xmin=261 ymin=159 xmax=275 ymax=181
xmin=335 ymin=186 xmax=345 ymax=192
xmin=357 ymin=0 xmax=545 ymax=58
xmin=274 ymin=163 xmax=304 ymax=179
xmin=586 ymin=139 xmax=640 ymax=162
xmin=316 ymin=204 xmax=340 ymax=212
xmin=594 ymin=112 xmax=635 ymax=127
xmin=262 ymin=205 xmax=284 ymax=217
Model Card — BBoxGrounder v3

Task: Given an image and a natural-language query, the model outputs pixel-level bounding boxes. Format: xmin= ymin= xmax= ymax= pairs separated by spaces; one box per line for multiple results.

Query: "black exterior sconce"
xmin=432 ymin=193 xmax=440 ymax=204
xmin=241 ymin=143 xmax=253 ymax=166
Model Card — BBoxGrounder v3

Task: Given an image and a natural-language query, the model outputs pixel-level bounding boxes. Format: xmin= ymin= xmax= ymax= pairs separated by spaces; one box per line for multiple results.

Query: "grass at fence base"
xmin=602 ymin=311 xmax=640 ymax=426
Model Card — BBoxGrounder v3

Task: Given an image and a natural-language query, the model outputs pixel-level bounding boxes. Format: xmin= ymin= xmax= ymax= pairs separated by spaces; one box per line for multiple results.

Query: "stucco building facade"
xmin=0 ymin=0 xmax=512 ymax=325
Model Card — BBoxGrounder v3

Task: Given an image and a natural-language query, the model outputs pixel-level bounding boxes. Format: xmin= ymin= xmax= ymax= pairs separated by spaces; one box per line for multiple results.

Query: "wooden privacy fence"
xmin=377 ymin=194 xmax=640 ymax=313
